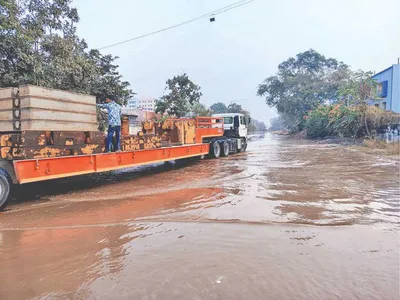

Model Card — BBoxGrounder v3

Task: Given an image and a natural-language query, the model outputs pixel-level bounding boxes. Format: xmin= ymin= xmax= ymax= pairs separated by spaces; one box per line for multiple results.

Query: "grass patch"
xmin=361 ymin=139 xmax=400 ymax=156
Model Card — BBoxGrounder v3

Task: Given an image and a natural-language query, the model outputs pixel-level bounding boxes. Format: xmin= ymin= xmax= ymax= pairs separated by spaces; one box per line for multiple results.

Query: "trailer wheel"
xmin=210 ymin=141 xmax=221 ymax=159
xmin=0 ymin=170 xmax=11 ymax=211
xmin=221 ymin=141 xmax=229 ymax=157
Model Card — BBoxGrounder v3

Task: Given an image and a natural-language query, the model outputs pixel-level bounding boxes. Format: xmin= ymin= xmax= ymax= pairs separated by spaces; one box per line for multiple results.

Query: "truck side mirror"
xmin=248 ymin=117 xmax=251 ymax=125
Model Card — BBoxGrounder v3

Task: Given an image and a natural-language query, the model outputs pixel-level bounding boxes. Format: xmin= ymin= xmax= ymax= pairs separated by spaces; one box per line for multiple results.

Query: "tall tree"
xmin=257 ymin=49 xmax=349 ymax=131
xmin=210 ymin=102 xmax=227 ymax=113
xmin=338 ymin=70 xmax=378 ymax=136
xmin=0 ymin=0 xmax=133 ymax=106
xmin=227 ymin=103 xmax=244 ymax=113
xmin=338 ymin=70 xmax=377 ymax=105
xmin=155 ymin=73 xmax=202 ymax=117
xmin=226 ymin=102 xmax=251 ymax=118
xmin=191 ymin=103 xmax=211 ymax=116
xmin=248 ymin=118 xmax=266 ymax=132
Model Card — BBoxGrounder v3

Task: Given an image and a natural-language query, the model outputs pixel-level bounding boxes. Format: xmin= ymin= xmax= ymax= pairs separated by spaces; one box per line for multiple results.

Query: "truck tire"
xmin=241 ymin=141 xmax=247 ymax=152
xmin=210 ymin=141 xmax=221 ymax=159
xmin=237 ymin=139 xmax=247 ymax=153
xmin=221 ymin=141 xmax=229 ymax=157
xmin=0 ymin=170 xmax=11 ymax=211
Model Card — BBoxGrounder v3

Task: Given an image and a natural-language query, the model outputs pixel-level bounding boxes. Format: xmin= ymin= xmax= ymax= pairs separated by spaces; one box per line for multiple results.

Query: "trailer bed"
xmin=13 ymin=143 xmax=210 ymax=184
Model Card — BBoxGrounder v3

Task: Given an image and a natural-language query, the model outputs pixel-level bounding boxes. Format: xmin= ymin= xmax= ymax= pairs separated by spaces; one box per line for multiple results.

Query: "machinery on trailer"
xmin=0 ymin=85 xmax=249 ymax=210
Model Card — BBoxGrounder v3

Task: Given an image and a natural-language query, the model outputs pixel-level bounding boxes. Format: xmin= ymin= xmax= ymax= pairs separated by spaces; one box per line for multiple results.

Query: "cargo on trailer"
xmin=0 ymin=85 xmax=98 ymax=132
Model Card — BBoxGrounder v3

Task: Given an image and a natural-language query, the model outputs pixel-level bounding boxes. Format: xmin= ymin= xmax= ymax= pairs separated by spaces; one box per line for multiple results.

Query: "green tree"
xmin=227 ymin=102 xmax=244 ymax=113
xmin=257 ymin=49 xmax=349 ymax=131
xmin=226 ymin=102 xmax=251 ymax=119
xmin=0 ymin=0 xmax=133 ymax=107
xmin=191 ymin=102 xmax=211 ymax=116
xmin=155 ymin=73 xmax=202 ymax=117
xmin=338 ymin=70 xmax=377 ymax=106
xmin=248 ymin=118 xmax=266 ymax=133
xmin=338 ymin=70 xmax=378 ymax=136
xmin=210 ymin=102 xmax=227 ymax=113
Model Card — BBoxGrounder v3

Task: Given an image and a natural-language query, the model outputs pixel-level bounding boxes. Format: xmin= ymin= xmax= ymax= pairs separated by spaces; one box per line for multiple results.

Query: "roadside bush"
xmin=304 ymin=106 xmax=334 ymax=137
xmin=305 ymin=105 xmax=400 ymax=138
xmin=363 ymin=139 xmax=400 ymax=156
xmin=331 ymin=106 xmax=361 ymax=137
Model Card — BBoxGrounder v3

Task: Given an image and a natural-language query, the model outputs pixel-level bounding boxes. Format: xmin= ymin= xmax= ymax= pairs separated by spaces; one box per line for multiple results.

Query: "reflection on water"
xmin=0 ymin=134 xmax=399 ymax=299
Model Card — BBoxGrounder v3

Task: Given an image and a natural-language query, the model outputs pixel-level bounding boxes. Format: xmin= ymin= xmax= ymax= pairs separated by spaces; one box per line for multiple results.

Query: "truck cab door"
xmin=238 ymin=115 xmax=247 ymax=138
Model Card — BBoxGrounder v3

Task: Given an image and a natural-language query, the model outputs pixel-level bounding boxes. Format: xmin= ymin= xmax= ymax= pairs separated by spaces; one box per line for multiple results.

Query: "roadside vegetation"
xmin=359 ymin=139 xmax=400 ymax=157
xmin=257 ymin=49 xmax=399 ymax=143
xmin=305 ymin=105 xmax=399 ymax=139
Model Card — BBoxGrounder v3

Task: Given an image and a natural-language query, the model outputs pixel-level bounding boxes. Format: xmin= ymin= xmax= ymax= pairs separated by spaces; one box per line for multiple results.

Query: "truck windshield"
xmin=223 ymin=117 xmax=233 ymax=124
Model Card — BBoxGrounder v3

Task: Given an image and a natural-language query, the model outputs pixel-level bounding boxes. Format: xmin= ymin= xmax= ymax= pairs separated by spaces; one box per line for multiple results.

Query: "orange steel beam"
xmin=13 ymin=143 xmax=210 ymax=184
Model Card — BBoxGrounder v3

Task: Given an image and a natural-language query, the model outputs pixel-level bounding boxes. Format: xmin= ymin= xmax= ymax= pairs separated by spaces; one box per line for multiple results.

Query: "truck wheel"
xmin=237 ymin=139 xmax=246 ymax=153
xmin=221 ymin=141 xmax=229 ymax=157
xmin=0 ymin=170 xmax=11 ymax=211
xmin=237 ymin=142 xmax=242 ymax=153
xmin=241 ymin=142 xmax=247 ymax=152
xmin=210 ymin=141 xmax=221 ymax=159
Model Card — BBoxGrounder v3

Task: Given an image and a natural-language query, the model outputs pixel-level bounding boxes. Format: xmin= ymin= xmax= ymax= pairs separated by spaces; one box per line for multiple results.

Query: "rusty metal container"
xmin=0 ymin=85 xmax=97 ymax=132
xmin=121 ymin=117 xmax=130 ymax=136
xmin=157 ymin=118 xmax=196 ymax=145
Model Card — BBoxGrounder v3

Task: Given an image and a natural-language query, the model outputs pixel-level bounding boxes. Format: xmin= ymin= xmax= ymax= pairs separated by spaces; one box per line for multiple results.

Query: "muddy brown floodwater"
xmin=0 ymin=134 xmax=399 ymax=300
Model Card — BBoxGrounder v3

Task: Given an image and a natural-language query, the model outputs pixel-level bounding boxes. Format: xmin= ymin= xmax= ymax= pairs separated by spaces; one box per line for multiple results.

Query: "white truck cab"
xmin=213 ymin=113 xmax=249 ymax=138
xmin=212 ymin=113 xmax=250 ymax=153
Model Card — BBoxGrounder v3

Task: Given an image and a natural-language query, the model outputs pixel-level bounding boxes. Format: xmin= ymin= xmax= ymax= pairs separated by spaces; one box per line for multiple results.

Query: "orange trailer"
xmin=0 ymin=117 xmax=227 ymax=210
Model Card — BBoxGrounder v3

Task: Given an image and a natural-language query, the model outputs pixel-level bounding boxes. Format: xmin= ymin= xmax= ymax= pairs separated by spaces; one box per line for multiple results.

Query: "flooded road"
xmin=1 ymin=134 xmax=399 ymax=299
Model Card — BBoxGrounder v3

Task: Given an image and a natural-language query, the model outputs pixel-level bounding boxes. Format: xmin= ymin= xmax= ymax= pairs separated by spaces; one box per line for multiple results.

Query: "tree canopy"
xmin=155 ymin=73 xmax=202 ymax=117
xmin=210 ymin=102 xmax=227 ymax=113
xmin=210 ymin=102 xmax=250 ymax=116
xmin=248 ymin=119 xmax=266 ymax=133
xmin=257 ymin=49 xmax=349 ymax=131
xmin=338 ymin=70 xmax=377 ymax=105
xmin=269 ymin=116 xmax=286 ymax=131
xmin=227 ymin=103 xmax=243 ymax=113
xmin=0 ymin=0 xmax=133 ymax=105
xmin=191 ymin=103 xmax=211 ymax=117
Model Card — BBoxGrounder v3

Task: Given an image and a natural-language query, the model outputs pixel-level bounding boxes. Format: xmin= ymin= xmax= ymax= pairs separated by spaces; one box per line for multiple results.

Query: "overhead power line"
xmin=98 ymin=0 xmax=255 ymax=50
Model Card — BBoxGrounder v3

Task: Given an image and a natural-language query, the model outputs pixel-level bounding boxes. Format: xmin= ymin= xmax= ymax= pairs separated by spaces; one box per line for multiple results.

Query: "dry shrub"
xmin=363 ymin=139 xmax=400 ymax=156
xmin=363 ymin=139 xmax=387 ymax=149
xmin=365 ymin=106 xmax=399 ymax=131
xmin=387 ymin=143 xmax=400 ymax=156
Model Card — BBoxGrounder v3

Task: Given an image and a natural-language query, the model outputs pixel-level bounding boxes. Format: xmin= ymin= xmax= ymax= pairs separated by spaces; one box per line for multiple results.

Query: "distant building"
xmin=370 ymin=64 xmax=400 ymax=113
xmin=127 ymin=96 xmax=156 ymax=112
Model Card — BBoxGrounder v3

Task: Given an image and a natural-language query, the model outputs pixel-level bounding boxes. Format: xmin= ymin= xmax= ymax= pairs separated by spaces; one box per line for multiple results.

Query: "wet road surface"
xmin=1 ymin=134 xmax=399 ymax=299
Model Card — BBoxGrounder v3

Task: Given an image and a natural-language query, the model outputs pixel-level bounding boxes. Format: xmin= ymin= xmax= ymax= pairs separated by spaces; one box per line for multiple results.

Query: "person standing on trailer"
xmin=97 ymin=98 xmax=122 ymax=152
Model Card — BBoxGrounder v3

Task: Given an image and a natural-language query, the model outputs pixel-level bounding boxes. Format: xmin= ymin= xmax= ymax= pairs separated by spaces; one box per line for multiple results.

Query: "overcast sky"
xmin=73 ymin=0 xmax=400 ymax=123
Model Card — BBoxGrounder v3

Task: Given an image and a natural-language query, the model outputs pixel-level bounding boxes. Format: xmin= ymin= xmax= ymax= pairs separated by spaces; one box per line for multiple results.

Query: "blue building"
xmin=370 ymin=64 xmax=400 ymax=113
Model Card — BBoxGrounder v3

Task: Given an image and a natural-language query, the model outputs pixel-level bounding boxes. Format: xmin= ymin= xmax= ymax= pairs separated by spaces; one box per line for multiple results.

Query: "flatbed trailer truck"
xmin=0 ymin=113 xmax=249 ymax=210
